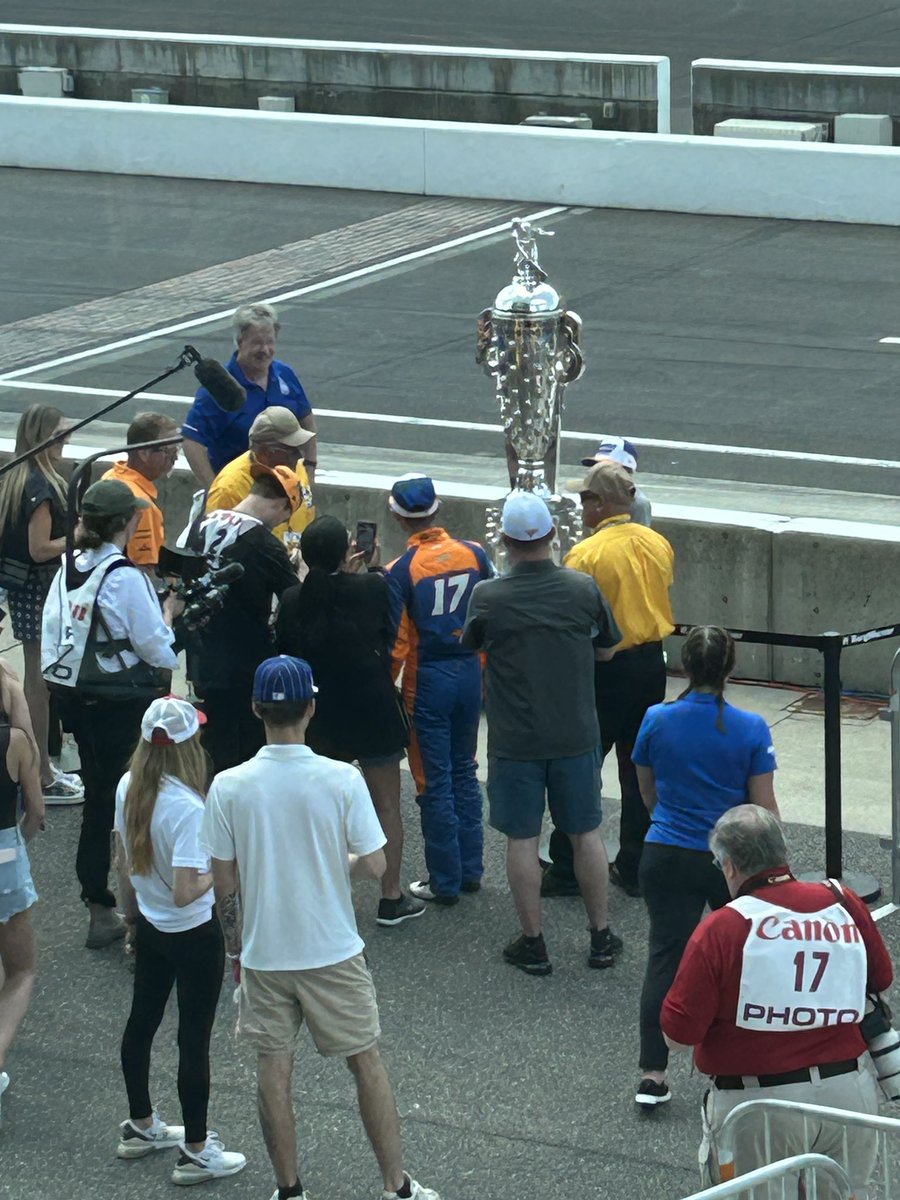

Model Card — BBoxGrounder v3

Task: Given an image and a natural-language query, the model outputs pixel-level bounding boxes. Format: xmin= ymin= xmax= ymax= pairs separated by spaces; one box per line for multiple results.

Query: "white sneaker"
xmin=382 ymin=1174 xmax=441 ymax=1200
xmin=172 ymin=1134 xmax=247 ymax=1185
xmin=42 ymin=770 xmax=84 ymax=806
xmin=117 ymin=1111 xmax=185 ymax=1158
xmin=52 ymin=764 xmax=83 ymax=788
xmin=267 ymin=1190 xmax=312 ymax=1200
xmin=0 ymin=1070 xmax=9 ymax=1122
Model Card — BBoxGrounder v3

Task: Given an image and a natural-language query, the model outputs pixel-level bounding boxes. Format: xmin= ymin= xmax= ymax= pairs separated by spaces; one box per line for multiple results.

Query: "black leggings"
xmin=638 ymin=841 xmax=730 ymax=1072
xmin=121 ymin=914 xmax=225 ymax=1144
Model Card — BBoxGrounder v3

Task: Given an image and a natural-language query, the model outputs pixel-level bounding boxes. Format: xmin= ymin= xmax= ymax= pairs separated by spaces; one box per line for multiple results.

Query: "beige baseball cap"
xmin=565 ymin=461 xmax=636 ymax=505
xmin=249 ymin=406 xmax=314 ymax=447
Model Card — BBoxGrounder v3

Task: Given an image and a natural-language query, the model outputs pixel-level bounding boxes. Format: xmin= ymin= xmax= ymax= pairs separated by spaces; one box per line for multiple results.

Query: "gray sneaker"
xmin=42 ymin=775 xmax=84 ymax=806
xmin=85 ymin=905 xmax=126 ymax=949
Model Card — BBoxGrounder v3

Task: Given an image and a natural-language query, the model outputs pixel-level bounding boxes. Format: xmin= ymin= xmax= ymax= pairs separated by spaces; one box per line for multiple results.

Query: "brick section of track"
xmin=0 ymin=198 xmax=528 ymax=375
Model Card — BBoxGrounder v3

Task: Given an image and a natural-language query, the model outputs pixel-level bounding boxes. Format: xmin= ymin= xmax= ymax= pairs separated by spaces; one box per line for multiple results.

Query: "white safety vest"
xmin=730 ymin=891 xmax=867 ymax=1033
xmin=41 ymin=549 xmax=126 ymax=689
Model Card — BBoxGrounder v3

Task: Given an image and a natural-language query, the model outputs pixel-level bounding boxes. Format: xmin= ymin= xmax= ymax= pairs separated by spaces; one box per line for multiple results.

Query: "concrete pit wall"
xmin=692 ymin=58 xmax=900 ymax=142
xmin=0 ymin=26 xmax=668 ymax=132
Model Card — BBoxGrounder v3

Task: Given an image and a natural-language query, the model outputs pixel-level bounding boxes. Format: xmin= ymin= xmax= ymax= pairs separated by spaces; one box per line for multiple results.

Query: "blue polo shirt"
xmin=181 ymin=353 xmax=312 ymax=474
xmin=632 ymin=692 xmax=777 ymax=851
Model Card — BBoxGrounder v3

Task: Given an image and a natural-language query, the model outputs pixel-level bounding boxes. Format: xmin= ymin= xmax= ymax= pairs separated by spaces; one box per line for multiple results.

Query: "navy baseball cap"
xmin=581 ymin=436 xmax=639 ymax=472
xmin=253 ymin=656 xmax=318 ymax=703
xmin=389 ymin=473 xmax=440 ymax=518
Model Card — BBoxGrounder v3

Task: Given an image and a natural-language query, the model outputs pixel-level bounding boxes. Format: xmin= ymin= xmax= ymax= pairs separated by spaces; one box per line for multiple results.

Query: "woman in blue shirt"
xmin=631 ymin=625 xmax=780 ymax=1108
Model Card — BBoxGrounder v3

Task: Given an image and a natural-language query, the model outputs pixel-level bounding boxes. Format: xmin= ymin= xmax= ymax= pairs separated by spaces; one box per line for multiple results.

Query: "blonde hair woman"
xmin=114 ymin=697 xmax=245 ymax=1186
xmin=0 ymin=405 xmax=81 ymax=805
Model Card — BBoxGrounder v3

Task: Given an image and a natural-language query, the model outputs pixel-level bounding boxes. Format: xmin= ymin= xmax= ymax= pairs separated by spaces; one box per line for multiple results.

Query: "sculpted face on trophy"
xmin=475 ymin=220 xmax=584 ymax=497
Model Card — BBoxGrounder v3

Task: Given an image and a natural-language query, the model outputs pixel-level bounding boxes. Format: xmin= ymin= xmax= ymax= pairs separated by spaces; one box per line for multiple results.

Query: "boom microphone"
xmin=192 ymin=357 xmax=247 ymax=413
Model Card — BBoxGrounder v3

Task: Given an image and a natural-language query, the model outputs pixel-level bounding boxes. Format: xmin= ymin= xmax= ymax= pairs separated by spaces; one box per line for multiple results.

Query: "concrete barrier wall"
xmin=0 ymin=24 xmax=669 ymax=132
xmin=693 ymin=57 xmax=900 ymax=142
xmin=4 ymin=95 xmax=900 ymax=226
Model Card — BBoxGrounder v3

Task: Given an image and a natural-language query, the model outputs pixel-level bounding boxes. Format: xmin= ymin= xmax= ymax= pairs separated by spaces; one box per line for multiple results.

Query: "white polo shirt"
xmin=200 ymin=743 xmax=386 ymax=971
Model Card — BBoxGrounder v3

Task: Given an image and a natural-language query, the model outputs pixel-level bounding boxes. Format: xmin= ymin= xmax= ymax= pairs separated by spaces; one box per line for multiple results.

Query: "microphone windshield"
xmin=211 ymin=561 xmax=245 ymax=585
xmin=194 ymin=359 xmax=247 ymax=413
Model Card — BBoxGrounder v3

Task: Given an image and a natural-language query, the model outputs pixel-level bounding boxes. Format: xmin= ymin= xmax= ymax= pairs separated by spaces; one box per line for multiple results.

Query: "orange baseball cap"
xmin=250 ymin=462 xmax=302 ymax=513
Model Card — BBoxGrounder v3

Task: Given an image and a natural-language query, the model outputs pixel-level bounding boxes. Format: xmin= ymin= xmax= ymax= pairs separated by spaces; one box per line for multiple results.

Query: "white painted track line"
xmin=0 ymin=205 xmax=567 ymax=383
xmin=2 ymin=378 xmax=900 ymax=472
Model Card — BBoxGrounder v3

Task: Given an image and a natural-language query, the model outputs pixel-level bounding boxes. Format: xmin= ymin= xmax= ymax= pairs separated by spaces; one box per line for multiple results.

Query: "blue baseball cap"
xmin=581 ymin=436 xmax=639 ymax=472
xmin=253 ymin=656 xmax=318 ymax=703
xmin=389 ymin=473 xmax=440 ymax=518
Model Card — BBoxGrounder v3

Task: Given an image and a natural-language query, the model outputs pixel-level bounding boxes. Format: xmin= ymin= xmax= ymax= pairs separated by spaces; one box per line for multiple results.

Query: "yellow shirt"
xmin=205 ymin=452 xmax=315 ymax=544
xmin=564 ymin=515 xmax=675 ymax=650
xmin=101 ymin=462 xmax=164 ymax=566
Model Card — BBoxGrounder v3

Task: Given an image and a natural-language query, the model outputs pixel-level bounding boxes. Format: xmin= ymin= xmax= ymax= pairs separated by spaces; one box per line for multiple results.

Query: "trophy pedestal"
xmin=486 ymin=493 xmax=580 ymax=571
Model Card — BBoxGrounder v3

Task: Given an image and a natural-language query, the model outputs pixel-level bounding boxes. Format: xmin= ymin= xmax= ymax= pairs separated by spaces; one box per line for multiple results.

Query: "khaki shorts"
xmin=238 ymin=953 xmax=381 ymax=1058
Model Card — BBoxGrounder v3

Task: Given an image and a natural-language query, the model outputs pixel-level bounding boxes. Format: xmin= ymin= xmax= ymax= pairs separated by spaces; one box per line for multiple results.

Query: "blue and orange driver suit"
xmin=388 ymin=526 xmax=493 ymax=898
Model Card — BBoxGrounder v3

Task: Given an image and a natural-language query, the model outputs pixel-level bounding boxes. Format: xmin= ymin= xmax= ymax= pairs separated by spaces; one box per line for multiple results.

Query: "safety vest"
xmin=729 ymin=889 xmax=867 ymax=1033
xmin=41 ymin=550 xmax=170 ymax=700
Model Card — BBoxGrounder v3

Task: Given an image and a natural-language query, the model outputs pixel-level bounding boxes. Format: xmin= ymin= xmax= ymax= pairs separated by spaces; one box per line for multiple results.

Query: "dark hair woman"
xmin=275 ymin=515 xmax=420 ymax=928
xmin=0 ymin=405 xmax=81 ymax=805
xmin=41 ymin=479 xmax=181 ymax=951
xmin=114 ymin=696 xmax=245 ymax=1185
xmin=630 ymin=625 xmax=781 ymax=1109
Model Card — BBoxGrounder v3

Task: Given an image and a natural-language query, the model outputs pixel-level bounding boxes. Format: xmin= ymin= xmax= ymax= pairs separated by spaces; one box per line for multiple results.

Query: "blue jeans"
xmin=406 ymin=656 xmax=484 ymax=897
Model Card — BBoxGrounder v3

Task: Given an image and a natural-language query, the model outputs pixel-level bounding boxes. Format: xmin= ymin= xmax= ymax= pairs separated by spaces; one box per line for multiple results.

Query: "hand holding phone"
xmin=355 ymin=521 xmax=377 ymax=563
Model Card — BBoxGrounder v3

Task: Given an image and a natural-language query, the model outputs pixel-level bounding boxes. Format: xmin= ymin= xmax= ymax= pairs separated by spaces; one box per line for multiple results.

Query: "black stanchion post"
xmin=801 ymin=631 xmax=881 ymax=902
xmin=822 ymin=632 xmax=844 ymax=879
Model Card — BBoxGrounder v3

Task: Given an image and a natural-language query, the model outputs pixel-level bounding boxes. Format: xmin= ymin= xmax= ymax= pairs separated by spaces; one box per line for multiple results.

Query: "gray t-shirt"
xmin=461 ymin=559 xmax=621 ymax=761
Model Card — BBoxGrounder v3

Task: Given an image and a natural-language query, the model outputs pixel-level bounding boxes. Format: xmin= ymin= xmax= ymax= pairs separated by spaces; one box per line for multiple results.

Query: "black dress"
xmin=275 ymin=571 xmax=409 ymax=763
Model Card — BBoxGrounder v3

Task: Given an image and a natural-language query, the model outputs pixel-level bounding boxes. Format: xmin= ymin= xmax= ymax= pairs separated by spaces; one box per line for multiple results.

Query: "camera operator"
xmin=41 ymin=480 xmax=181 ymax=951
xmin=188 ymin=465 xmax=302 ymax=776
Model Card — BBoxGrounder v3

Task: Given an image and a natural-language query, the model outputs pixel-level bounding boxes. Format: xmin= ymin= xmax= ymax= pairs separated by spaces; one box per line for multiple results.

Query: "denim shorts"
xmin=0 ymin=825 xmax=37 ymax=923
xmin=487 ymin=749 xmax=602 ymax=840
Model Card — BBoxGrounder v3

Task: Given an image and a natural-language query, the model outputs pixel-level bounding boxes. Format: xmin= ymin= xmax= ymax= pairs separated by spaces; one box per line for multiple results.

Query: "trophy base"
xmin=486 ymin=493 xmax=580 ymax=571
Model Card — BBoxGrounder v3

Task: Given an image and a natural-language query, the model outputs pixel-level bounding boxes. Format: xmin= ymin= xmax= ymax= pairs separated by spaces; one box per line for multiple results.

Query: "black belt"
xmin=713 ymin=1057 xmax=860 ymax=1091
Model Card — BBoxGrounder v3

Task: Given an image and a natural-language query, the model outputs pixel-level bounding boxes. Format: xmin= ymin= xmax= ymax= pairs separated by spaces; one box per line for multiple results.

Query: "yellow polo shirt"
xmin=205 ymin=451 xmax=315 ymax=544
xmin=564 ymin=514 xmax=675 ymax=650
xmin=101 ymin=461 xmax=164 ymax=566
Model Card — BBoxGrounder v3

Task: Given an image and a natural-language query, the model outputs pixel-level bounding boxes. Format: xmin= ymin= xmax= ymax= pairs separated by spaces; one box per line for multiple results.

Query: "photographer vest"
xmin=729 ymin=892 xmax=867 ymax=1033
xmin=41 ymin=550 xmax=169 ymax=700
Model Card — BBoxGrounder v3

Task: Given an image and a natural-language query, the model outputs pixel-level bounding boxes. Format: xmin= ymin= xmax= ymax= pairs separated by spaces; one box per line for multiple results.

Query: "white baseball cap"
xmin=501 ymin=492 xmax=554 ymax=542
xmin=581 ymin=436 xmax=639 ymax=473
xmin=141 ymin=696 xmax=207 ymax=747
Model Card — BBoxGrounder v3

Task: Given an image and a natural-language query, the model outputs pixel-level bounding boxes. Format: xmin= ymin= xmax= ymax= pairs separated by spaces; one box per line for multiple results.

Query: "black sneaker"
xmin=609 ymin=863 xmax=642 ymax=898
xmin=635 ymin=1078 xmax=672 ymax=1107
xmin=376 ymin=893 xmax=427 ymax=927
xmin=460 ymin=879 xmax=482 ymax=893
xmin=588 ymin=926 xmax=623 ymax=969
xmin=503 ymin=933 xmax=552 ymax=976
xmin=540 ymin=869 xmax=581 ymax=898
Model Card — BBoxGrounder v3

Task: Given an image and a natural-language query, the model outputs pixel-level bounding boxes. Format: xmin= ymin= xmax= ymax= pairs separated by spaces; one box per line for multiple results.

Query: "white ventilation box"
xmin=258 ymin=96 xmax=295 ymax=112
xmin=521 ymin=113 xmax=592 ymax=129
xmin=131 ymin=87 xmax=169 ymax=104
xmin=18 ymin=66 xmax=74 ymax=98
xmin=714 ymin=118 xmax=828 ymax=142
xmin=834 ymin=114 xmax=892 ymax=146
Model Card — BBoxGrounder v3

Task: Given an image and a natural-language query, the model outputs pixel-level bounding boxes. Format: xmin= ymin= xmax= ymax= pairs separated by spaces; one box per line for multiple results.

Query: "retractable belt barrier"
xmin=673 ymin=622 xmax=900 ymax=903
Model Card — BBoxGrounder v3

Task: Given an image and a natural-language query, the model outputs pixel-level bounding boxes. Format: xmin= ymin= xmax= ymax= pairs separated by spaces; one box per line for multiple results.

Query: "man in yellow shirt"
xmin=544 ymin=461 xmax=675 ymax=899
xmin=101 ymin=412 xmax=179 ymax=579
xmin=205 ymin=406 xmax=315 ymax=545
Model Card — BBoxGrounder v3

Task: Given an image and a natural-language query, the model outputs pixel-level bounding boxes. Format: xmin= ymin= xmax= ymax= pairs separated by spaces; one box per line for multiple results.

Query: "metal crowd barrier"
xmin=674 ymin=621 xmax=900 ymax=903
xmin=716 ymin=1099 xmax=900 ymax=1199
xmin=681 ymin=1153 xmax=852 ymax=1200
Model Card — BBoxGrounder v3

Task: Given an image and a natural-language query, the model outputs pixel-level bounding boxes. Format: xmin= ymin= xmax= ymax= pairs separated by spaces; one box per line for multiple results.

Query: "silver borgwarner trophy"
xmin=476 ymin=220 xmax=584 ymax=561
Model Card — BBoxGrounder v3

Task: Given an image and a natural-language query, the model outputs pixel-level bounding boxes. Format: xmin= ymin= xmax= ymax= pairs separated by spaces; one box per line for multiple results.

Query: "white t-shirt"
xmin=199 ymin=743 xmax=386 ymax=971
xmin=115 ymin=772 xmax=213 ymax=934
